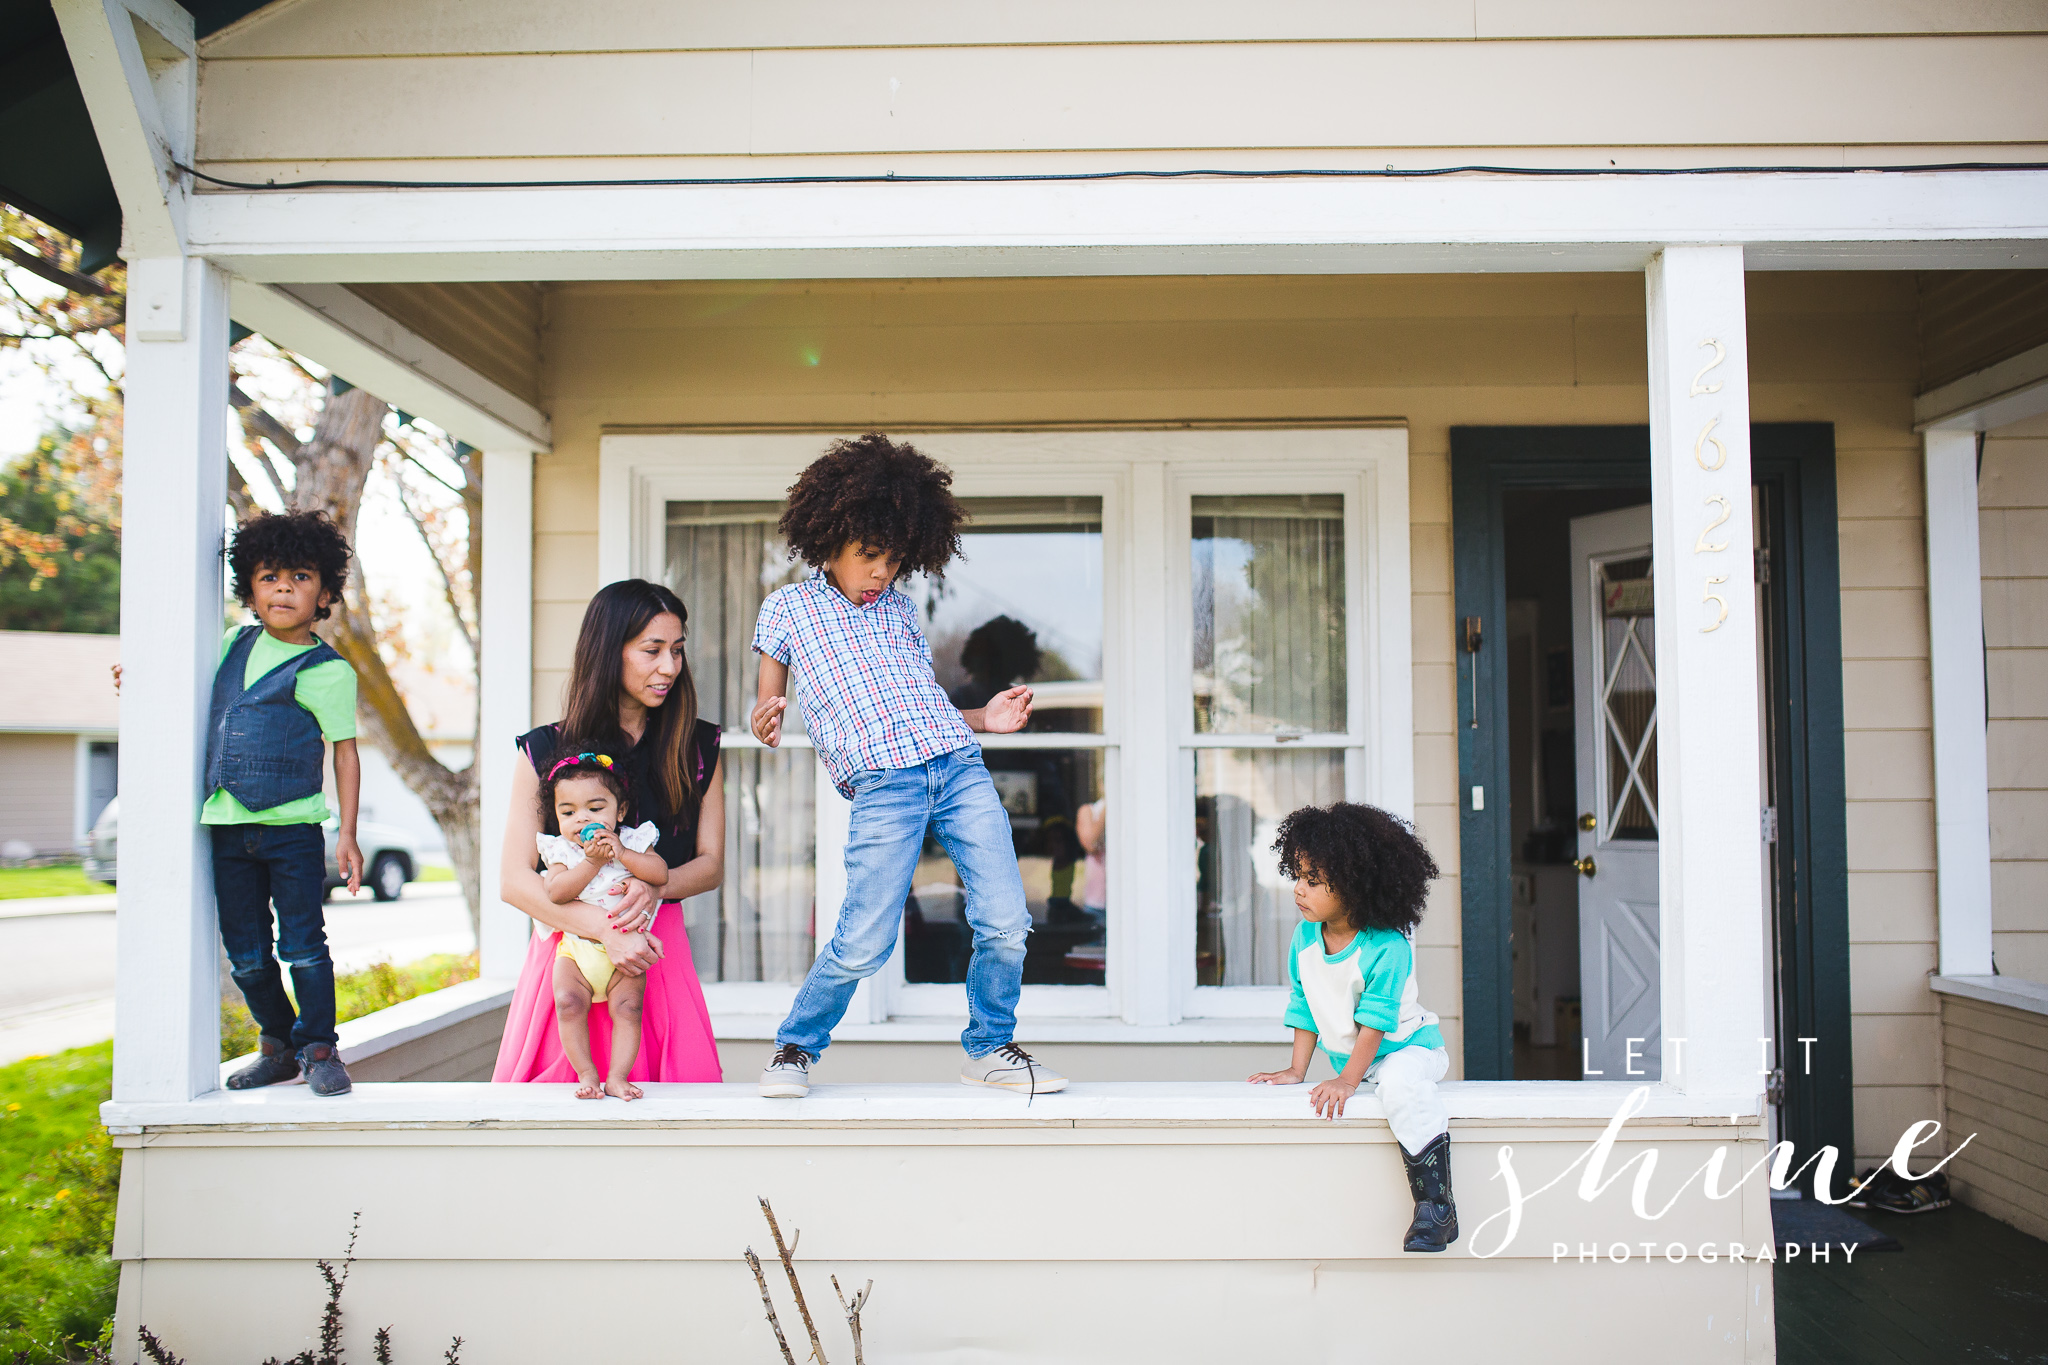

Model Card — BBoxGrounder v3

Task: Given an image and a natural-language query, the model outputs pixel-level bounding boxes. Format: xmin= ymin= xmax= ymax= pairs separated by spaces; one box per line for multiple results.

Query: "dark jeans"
xmin=212 ymin=822 xmax=337 ymax=1049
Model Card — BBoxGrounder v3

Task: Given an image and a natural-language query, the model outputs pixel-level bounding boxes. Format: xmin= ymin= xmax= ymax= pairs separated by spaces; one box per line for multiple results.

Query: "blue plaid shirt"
xmin=752 ymin=574 xmax=975 ymax=798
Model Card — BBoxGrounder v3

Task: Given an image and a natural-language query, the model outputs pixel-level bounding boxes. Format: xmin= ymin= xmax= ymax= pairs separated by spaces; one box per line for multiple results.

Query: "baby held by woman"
xmin=537 ymin=753 xmax=667 ymax=1100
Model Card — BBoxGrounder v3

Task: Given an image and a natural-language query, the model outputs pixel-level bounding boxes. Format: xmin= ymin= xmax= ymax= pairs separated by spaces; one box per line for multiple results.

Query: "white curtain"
xmin=1195 ymin=749 xmax=1345 ymax=987
xmin=667 ymin=506 xmax=816 ymax=983
xmin=1192 ymin=495 xmax=1346 ymax=735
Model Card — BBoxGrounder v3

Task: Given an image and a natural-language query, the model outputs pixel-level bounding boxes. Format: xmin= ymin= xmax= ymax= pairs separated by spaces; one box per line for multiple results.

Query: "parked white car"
xmin=85 ymin=798 xmax=423 ymax=902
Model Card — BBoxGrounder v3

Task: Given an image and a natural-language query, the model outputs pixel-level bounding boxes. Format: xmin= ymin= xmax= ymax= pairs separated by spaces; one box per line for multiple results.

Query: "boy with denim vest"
xmin=751 ymin=434 xmax=1067 ymax=1098
xmin=205 ymin=510 xmax=363 ymax=1096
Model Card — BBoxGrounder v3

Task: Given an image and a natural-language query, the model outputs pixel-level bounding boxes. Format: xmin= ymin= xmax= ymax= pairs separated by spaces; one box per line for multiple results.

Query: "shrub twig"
xmin=831 ymin=1275 xmax=873 ymax=1365
xmin=758 ymin=1198 xmax=828 ymax=1365
xmin=743 ymin=1249 xmax=798 ymax=1365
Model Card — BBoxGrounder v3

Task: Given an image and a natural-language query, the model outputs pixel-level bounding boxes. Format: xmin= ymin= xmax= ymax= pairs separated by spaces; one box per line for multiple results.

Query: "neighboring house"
xmin=19 ymin=2 xmax=2048 ymax=1360
xmin=0 ymin=630 xmax=117 ymax=857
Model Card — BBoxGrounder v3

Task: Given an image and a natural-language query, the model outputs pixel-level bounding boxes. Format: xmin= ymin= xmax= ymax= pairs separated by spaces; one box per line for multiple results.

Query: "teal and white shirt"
xmin=1282 ymin=920 xmax=1444 ymax=1070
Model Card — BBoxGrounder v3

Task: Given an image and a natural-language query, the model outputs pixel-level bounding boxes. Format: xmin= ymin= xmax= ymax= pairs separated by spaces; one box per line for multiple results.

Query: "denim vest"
xmin=203 ymin=625 xmax=344 ymax=812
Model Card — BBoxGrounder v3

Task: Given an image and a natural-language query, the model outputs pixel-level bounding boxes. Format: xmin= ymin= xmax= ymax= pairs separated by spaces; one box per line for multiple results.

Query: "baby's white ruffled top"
xmin=536 ymin=821 xmax=661 ymax=910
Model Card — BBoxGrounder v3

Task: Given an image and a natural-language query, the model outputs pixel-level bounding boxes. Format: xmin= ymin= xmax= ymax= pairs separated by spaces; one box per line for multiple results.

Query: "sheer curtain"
xmin=1190 ymin=493 xmax=1350 ymax=987
xmin=665 ymin=503 xmax=815 ymax=984
xmin=1192 ymin=495 xmax=1346 ymax=734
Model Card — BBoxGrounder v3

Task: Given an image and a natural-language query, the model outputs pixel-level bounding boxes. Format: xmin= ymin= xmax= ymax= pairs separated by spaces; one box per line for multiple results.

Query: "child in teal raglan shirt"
xmin=1249 ymin=801 xmax=1458 ymax=1252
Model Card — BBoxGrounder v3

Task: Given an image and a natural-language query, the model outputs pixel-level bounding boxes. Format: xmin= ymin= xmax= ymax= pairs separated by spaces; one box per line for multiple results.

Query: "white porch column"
xmin=1644 ymin=246 xmax=1769 ymax=1100
xmin=112 ymin=256 xmax=230 ymax=1102
xmin=1924 ymin=430 xmax=1995 ymax=977
xmin=477 ymin=448 xmax=535 ymax=979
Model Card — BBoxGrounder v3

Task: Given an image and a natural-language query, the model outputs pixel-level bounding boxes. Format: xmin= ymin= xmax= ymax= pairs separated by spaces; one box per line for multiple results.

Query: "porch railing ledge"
xmin=1929 ymin=973 xmax=2048 ymax=1018
xmin=711 ymin=1014 xmax=1296 ymax=1044
xmin=216 ymin=977 xmax=518 ymax=1087
xmin=102 ymin=1078 xmax=1759 ymax=1134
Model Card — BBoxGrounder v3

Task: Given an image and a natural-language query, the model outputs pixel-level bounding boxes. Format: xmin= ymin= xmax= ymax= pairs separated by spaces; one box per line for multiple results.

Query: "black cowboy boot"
xmin=227 ymin=1035 xmax=300 ymax=1089
xmin=1400 ymin=1131 xmax=1459 ymax=1252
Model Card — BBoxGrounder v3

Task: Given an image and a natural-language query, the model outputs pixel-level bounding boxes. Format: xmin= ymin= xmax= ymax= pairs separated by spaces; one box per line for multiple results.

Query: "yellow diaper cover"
xmin=557 ymin=933 xmax=615 ymax=998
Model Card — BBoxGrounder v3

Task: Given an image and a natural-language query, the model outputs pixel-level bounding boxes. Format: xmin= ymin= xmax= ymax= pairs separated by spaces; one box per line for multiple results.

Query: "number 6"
xmin=1694 ymin=417 xmax=1727 ymax=471
xmin=1701 ymin=576 xmax=1729 ymax=633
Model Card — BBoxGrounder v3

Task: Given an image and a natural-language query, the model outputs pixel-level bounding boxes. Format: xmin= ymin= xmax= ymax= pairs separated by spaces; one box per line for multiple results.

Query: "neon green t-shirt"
xmin=199 ymin=626 xmax=358 ymax=826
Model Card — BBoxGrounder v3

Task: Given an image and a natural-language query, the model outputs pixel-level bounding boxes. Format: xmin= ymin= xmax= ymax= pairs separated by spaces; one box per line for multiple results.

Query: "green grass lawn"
xmin=416 ymin=863 xmax=455 ymax=882
xmin=220 ymin=951 xmax=480 ymax=1058
xmin=0 ymin=1042 xmax=118 ymax=1363
xmin=0 ymin=864 xmax=109 ymax=900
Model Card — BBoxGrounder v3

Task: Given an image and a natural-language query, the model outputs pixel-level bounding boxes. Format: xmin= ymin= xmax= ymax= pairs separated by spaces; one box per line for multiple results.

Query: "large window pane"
xmin=1194 ymin=749 xmax=1345 ymax=986
xmin=666 ymin=501 xmax=816 ymax=983
xmin=1192 ymin=494 xmax=1346 ymax=735
xmin=683 ymin=747 xmax=818 ymax=983
xmin=904 ymin=746 xmax=1107 ymax=986
xmin=908 ymin=497 xmax=1104 ymax=734
xmin=665 ymin=500 xmax=809 ymax=737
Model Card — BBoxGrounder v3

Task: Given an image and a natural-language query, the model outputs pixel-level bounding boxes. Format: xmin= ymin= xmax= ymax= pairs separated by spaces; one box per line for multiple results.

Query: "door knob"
xmin=1578 ymin=812 xmax=1597 ymax=831
xmin=1572 ymin=857 xmax=1597 ymax=877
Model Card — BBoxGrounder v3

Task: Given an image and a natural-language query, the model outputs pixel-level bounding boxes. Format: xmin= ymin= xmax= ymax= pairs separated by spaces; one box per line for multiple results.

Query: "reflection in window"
xmin=1194 ymin=749 xmax=1344 ymax=987
xmin=907 ymin=497 xmax=1104 ymax=734
xmin=905 ymin=747 xmax=1106 ymax=987
xmin=666 ymin=501 xmax=816 ymax=983
xmin=1192 ymin=495 xmax=1346 ymax=735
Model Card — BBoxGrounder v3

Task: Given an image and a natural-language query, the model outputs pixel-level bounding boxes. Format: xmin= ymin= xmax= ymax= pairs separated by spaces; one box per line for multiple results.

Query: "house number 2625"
xmin=1692 ymin=339 xmax=1731 ymax=633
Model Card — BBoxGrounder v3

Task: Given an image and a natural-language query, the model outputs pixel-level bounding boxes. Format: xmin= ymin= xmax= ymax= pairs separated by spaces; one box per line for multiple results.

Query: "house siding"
xmin=524 ymin=270 xmax=1934 ymax=1151
xmin=1939 ymin=991 xmax=2048 ymax=1241
xmin=0 ymin=733 xmax=78 ymax=855
xmin=1983 ymin=415 xmax=2048 ymax=983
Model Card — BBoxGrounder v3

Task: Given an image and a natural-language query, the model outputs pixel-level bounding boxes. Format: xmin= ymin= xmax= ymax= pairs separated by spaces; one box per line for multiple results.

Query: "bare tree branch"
xmin=394 ymin=469 xmax=478 ymax=660
xmin=760 ymin=1199 xmax=829 ymax=1365
xmin=745 ymin=1250 xmax=799 ymax=1365
xmin=831 ymin=1276 xmax=872 ymax=1365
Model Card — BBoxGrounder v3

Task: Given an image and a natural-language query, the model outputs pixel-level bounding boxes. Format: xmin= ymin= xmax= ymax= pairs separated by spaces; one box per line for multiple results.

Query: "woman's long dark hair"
xmin=558 ymin=579 xmax=700 ymax=817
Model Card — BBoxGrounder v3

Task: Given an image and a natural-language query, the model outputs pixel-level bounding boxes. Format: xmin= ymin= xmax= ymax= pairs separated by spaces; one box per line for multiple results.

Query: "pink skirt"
xmin=491 ymin=901 xmax=724 ymax=1083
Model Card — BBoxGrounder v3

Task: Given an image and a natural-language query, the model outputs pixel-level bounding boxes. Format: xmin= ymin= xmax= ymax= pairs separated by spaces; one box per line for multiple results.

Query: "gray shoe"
xmin=227 ymin=1035 xmax=299 ymax=1090
xmin=961 ymin=1043 xmax=1068 ymax=1095
xmin=297 ymin=1043 xmax=352 ymax=1096
xmin=759 ymin=1043 xmax=813 ymax=1097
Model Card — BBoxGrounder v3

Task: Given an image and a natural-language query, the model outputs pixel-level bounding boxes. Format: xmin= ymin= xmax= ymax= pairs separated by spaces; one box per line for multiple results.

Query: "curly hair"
xmin=1272 ymin=802 xmax=1439 ymax=935
xmin=777 ymin=433 xmax=965 ymax=579
xmin=226 ymin=510 xmax=353 ymax=621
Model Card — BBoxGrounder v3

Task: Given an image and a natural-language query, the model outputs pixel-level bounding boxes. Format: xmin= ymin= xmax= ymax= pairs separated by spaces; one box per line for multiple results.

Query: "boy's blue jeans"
xmin=777 ymin=746 xmax=1029 ymax=1058
xmin=212 ymin=822 xmax=338 ymax=1049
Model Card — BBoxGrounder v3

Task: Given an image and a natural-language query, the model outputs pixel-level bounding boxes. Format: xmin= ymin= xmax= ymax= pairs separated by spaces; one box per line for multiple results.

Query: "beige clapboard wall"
xmin=189 ymin=3 xmax=2048 ymax=179
xmin=521 ymin=269 xmax=1940 ymax=1162
xmin=1983 ymin=415 xmax=2048 ymax=981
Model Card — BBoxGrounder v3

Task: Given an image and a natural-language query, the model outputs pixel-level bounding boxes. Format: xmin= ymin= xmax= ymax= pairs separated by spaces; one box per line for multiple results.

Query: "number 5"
xmin=1701 ymin=576 xmax=1729 ymax=633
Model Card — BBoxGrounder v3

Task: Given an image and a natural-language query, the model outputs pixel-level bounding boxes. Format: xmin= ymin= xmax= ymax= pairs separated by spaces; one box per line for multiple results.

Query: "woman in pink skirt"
xmin=492 ymin=579 xmax=724 ymax=1085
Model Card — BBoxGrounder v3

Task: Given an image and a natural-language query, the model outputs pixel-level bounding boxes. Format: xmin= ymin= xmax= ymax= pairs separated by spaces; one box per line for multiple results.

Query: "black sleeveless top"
xmin=518 ymin=719 xmax=722 ymax=875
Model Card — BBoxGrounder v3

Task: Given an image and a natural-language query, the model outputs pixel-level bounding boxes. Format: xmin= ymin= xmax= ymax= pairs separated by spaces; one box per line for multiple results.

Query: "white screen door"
xmin=1570 ymin=504 xmax=1661 ymax=1081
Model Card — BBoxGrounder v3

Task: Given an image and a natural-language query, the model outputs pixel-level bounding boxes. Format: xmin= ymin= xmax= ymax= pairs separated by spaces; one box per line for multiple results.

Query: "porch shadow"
xmin=1774 ymin=1202 xmax=2048 ymax=1364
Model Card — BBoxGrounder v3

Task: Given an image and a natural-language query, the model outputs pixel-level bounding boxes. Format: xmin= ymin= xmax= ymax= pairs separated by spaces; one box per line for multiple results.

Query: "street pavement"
xmin=0 ymin=881 xmax=473 ymax=1065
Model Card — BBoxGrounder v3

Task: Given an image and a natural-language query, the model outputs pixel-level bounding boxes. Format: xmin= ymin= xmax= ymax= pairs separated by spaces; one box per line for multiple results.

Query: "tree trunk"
xmin=281 ymin=387 xmax=485 ymax=947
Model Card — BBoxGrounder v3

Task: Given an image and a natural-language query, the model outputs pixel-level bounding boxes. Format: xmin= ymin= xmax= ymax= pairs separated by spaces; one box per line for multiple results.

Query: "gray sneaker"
xmin=759 ymin=1043 xmax=813 ymax=1097
xmin=961 ymin=1043 xmax=1068 ymax=1095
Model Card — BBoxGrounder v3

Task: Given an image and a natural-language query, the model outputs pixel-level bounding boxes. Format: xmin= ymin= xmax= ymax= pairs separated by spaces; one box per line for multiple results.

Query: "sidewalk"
xmin=0 ymin=892 xmax=118 ymax=919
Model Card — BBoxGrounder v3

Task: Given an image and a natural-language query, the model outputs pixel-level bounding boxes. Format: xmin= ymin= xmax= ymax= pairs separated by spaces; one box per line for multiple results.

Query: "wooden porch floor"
xmin=1775 ymin=1202 xmax=2048 ymax=1364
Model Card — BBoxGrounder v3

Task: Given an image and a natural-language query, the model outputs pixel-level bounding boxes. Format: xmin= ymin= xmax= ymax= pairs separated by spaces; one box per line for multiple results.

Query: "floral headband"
xmin=546 ymin=752 xmax=616 ymax=782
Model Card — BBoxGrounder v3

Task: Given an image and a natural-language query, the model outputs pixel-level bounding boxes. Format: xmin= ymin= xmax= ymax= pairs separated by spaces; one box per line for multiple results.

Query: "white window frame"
xmin=600 ymin=428 xmax=1411 ymax=1033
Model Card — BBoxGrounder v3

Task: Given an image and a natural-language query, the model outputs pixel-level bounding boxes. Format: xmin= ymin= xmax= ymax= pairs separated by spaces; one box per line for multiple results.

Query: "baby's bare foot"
xmin=574 ymin=1073 xmax=604 ymax=1099
xmin=604 ymin=1078 xmax=643 ymax=1101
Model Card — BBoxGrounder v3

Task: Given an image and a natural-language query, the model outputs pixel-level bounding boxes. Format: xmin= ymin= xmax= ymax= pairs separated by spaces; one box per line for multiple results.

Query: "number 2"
xmin=1695 ymin=496 xmax=1731 ymax=553
xmin=1690 ymin=338 xmax=1726 ymax=396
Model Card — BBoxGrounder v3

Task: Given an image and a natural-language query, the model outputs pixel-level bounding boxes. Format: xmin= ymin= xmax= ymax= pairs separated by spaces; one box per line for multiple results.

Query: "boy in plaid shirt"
xmin=751 ymin=434 xmax=1066 ymax=1097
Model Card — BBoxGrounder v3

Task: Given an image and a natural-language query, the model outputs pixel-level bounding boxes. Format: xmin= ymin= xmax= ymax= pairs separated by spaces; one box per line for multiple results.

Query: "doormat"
xmin=1771 ymin=1198 xmax=1902 ymax=1254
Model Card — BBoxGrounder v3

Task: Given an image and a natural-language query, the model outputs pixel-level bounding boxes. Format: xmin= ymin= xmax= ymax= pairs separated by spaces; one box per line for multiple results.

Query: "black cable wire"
xmin=175 ymin=160 xmax=2048 ymax=193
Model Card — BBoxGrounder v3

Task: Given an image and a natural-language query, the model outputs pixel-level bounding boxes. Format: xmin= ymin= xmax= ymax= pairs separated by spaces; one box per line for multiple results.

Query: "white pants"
xmin=1363 ymin=1045 xmax=1450 ymax=1155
